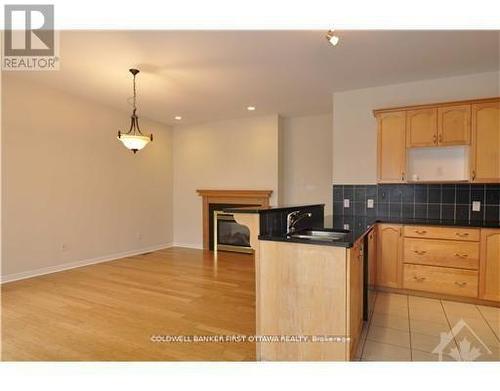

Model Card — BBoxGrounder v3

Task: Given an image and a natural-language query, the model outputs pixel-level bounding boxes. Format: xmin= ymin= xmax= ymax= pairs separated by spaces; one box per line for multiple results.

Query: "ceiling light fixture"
xmin=175 ymin=116 xmax=182 ymax=120
xmin=326 ymin=30 xmax=340 ymax=46
xmin=247 ymin=106 xmax=256 ymax=111
xmin=117 ymin=69 xmax=153 ymax=154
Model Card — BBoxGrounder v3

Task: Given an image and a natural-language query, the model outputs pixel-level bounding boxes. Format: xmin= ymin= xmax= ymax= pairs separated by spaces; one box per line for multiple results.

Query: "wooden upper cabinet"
xmin=376 ymin=224 xmax=403 ymax=288
xmin=471 ymin=101 xmax=500 ymax=183
xmin=479 ymin=229 xmax=500 ymax=302
xmin=377 ymin=111 xmax=406 ymax=183
xmin=406 ymin=108 xmax=438 ymax=147
xmin=437 ymin=104 xmax=471 ymax=145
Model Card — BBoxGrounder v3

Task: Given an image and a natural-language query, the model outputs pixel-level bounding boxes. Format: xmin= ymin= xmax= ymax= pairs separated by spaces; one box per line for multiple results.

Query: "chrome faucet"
xmin=286 ymin=210 xmax=312 ymax=236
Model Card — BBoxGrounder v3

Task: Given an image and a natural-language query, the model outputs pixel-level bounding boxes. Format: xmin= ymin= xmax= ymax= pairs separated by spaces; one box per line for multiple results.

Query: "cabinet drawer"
xmin=403 ymin=264 xmax=478 ymax=298
xmin=404 ymin=238 xmax=479 ymax=269
xmin=403 ymin=225 xmax=479 ymax=242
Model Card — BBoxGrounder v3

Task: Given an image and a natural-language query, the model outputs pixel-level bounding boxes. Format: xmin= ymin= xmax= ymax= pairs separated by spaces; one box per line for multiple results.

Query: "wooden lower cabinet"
xmin=479 ymin=229 xmax=500 ymax=301
xmin=375 ymin=224 xmax=499 ymax=304
xmin=403 ymin=225 xmax=480 ymax=241
xmin=404 ymin=238 xmax=479 ymax=270
xmin=376 ymin=224 xmax=403 ymax=288
xmin=403 ymin=264 xmax=478 ymax=298
xmin=348 ymin=239 xmax=364 ymax=359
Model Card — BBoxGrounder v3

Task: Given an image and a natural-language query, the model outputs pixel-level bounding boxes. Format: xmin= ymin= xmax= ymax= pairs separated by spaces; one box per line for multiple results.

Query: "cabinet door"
xmin=349 ymin=240 xmax=363 ymax=359
xmin=406 ymin=108 xmax=438 ymax=147
xmin=471 ymin=102 xmax=500 ymax=183
xmin=377 ymin=111 xmax=406 ymax=183
xmin=438 ymin=104 xmax=471 ymax=145
xmin=376 ymin=224 xmax=403 ymax=288
xmin=479 ymin=229 xmax=500 ymax=302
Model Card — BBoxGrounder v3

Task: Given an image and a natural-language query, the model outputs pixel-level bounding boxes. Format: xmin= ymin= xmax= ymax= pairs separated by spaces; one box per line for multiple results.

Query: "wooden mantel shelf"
xmin=197 ymin=189 xmax=273 ymax=198
xmin=197 ymin=189 xmax=273 ymax=250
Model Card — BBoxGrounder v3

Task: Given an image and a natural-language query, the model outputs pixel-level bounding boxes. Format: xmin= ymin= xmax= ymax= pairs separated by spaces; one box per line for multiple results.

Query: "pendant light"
xmin=117 ymin=69 xmax=153 ymax=153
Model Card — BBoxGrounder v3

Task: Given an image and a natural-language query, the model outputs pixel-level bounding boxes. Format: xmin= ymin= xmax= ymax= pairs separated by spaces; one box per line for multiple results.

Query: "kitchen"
xmin=212 ymin=96 xmax=500 ymax=361
xmin=1 ymin=30 xmax=499 ymax=365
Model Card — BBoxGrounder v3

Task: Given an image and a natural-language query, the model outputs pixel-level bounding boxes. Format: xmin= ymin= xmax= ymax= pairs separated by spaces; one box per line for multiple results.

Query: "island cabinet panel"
xmin=348 ymin=239 xmax=364 ymax=360
xmin=479 ymin=229 xmax=500 ymax=302
xmin=376 ymin=224 xmax=403 ymax=288
xmin=367 ymin=228 xmax=378 ymax=311
xmin=471 ymin=101 xmax=500 ymax=183
xmin=258 ymin=241 xmax=348 ymax=361
xmin=437 ymin=104 xmax=471 ymax=146
xmin=377 ymin=111 xmax=406 ymax=183
xmin=406 ymin=107 xmax=438 ymax=147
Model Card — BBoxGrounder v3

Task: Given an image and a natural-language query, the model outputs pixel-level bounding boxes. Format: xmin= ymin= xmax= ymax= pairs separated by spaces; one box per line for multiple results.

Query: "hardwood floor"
xmin=1 ymin=247 xmax=256 ymax=361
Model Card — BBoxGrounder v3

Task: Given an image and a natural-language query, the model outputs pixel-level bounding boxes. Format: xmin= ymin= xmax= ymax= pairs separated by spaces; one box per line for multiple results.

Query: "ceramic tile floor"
xmin=358 ymin=292 xmax=500 ymax=361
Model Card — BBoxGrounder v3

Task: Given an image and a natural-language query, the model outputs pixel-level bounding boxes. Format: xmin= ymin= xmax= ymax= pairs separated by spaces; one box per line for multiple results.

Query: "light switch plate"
xmin=472 ymin=201 xmax=481 ymax=212
xmin=343 ymin=199 xmax=350 ymax=208
xmin=367 ymin=199 xmax=374 ymax=209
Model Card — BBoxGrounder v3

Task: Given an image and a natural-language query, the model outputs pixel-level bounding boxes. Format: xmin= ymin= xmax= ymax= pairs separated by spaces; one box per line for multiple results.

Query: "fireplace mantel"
xmin=197 ymin=189 xmax=273 ymax=250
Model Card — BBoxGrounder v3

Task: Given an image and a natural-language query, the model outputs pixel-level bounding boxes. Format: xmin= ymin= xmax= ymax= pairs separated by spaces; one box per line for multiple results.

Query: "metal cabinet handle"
xmin=433 ymin=134 xmax=437 ymax=144
xmin=415 ymin=230 xmax=427 ymax=235
xmin=438 ymin=134 xmax=443 ymax=143
xmin=414 ymin=250 xmax=427 ymax=255
xmin=455 ymin=253 xmax=468 ymax=258
xmin=413 ymin=276 xmax=426 ymax=282
xmin=455 ymin=281 xmax=467 ymax=288
xmin=456 ymin=232 xmax=469 ymax=237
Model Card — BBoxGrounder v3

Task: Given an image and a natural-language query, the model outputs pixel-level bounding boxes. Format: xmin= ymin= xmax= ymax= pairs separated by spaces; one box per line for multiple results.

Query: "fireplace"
xmin=208 ymin=203 xmax=253 ymax=251
xmin=197 ymin=190 xmax=273 ymax=250
xmin=214 ymin=211 xmax=252 ymax=253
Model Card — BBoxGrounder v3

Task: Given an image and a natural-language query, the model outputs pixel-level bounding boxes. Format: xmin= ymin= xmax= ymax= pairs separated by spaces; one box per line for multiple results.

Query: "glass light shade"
xmin=117 ymin=134 xmax=151 ymax=152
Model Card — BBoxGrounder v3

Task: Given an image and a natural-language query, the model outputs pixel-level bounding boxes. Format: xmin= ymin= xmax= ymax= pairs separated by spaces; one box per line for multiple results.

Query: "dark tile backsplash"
xmin=332 ymin=184 xmax=500 ymax=225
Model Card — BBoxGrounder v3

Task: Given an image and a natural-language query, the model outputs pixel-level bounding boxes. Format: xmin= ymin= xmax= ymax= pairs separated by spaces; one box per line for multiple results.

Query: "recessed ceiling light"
xmin=174 ymin=116 xmax=182 ymax=120
xmin=326 ymin=30 xmax=340 ymax=46
xmin=247 ymin=106 xmax=256 ymax=111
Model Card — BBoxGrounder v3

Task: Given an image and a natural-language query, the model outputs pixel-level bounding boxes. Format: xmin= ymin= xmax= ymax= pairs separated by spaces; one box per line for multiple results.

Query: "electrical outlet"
xmin=367 ymin=199 xmax=374 ymax=209
xmin=343 ymin=199 xmax=350 ymax=208
xmin=472 ymin=201 xmax=481 ymax=212
xmin=343 ymin=224 xmax=350 ymax=230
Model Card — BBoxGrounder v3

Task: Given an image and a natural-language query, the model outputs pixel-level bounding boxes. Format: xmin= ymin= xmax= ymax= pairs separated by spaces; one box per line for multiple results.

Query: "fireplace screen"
xmin=216 ymin=213 xmax=252 ymax=253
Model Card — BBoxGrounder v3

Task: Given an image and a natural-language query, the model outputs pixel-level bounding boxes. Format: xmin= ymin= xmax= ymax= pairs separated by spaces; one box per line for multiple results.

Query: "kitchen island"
xmin=228 ymin=203 xmax=500 ymax=361
xmin=227 ymin=204 xmax=367 ymax=361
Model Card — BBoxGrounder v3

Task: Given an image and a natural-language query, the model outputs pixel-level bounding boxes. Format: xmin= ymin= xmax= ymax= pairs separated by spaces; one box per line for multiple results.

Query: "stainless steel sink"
xmin=289 ymin=229 xmax=349 ymax=241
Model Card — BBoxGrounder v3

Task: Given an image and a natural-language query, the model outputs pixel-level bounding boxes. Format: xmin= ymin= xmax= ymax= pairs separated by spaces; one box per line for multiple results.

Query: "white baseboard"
xmin=172 ymin=242 xmax=204 ymax=250
xmin=1 ymin=242 xmax=173 ymax=284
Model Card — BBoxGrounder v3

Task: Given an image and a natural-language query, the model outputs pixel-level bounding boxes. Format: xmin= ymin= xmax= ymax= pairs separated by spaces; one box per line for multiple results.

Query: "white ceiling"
xmin=11 ymin=30 xmax=500 ymax=125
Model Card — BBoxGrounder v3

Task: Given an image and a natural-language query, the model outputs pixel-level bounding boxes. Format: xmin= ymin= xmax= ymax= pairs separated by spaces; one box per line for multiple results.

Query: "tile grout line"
xmin=475 ymin=305 xmax=500 ymax=344
xmin=364 ymin=294 xmax=412 ymax=353
xmin=359 ymin=291 xmax=378 ymax=360
xmin=440 ymin=300 xmax=462 ymax=361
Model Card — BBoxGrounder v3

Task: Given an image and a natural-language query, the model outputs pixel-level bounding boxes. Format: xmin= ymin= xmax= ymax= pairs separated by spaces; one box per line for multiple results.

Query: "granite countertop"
xmin=223 ymin=204 xmax=325 ymax=214
xmin=259 ymin=215 xmax=500 ymax=248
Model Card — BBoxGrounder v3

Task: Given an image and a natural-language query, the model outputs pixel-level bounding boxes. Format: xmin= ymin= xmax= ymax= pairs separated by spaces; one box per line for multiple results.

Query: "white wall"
xmin=2 ymin=75 xmax=173 ymax=281
xmin=281 ymin=114 xmax=332 ymax=216
xmin=172 ymin=115 xmax=280 ymax=248
xmin=332 ymin=71 xmax=500 ymax=184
